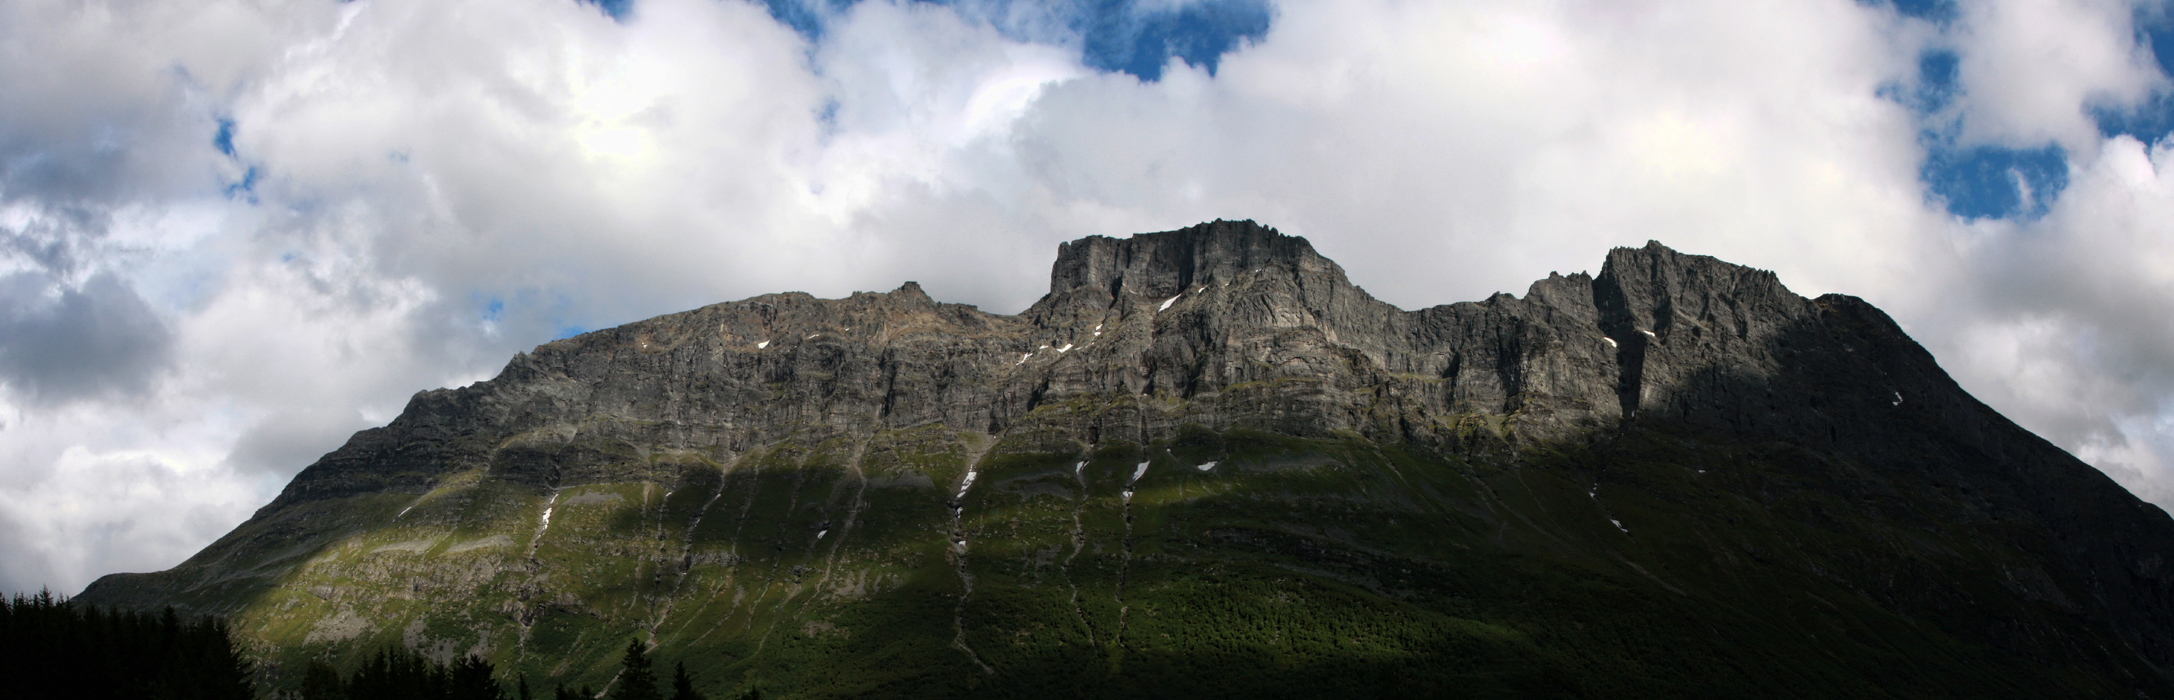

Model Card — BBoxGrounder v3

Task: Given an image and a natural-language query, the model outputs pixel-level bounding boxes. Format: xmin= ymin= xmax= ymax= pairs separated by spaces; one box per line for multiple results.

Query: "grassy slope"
xmin=207 ymin=418 xmax=2151 ymax=699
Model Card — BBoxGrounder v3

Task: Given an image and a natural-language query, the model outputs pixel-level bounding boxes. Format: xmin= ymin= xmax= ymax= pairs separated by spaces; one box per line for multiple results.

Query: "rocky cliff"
xmin=81 ymin=221 xmax=2174 ymax=699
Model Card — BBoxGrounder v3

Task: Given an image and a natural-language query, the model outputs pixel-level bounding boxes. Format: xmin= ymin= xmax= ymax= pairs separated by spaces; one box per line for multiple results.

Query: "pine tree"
xmin=668 ymin=661 xmax=703 ymax=700
xmin=609 ymin=639 xmax=661 ymax=700
xmin=1 ymin=591 xmax=256 ymax=700
xmin=447 ymin=654 xmax=507 ymax=700
xmin=518 ymin=674 xmax=534 ymax=700
xmin=187 ymin=615 xmax=257 ymax=700
xmin=300 ymin=659 xmax=348 ymax=700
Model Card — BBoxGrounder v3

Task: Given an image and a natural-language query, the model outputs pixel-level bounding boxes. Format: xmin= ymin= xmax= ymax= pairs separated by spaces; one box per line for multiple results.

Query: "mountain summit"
xmin=82 ymin=221 xmax=2174 ymax=698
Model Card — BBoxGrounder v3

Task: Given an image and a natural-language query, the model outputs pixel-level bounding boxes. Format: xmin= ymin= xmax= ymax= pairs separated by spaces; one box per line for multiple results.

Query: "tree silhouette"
xmin=0 ymin=589 xmax=254 ymax=699
xmin=447 ymin=654 xmax=507 ymax=700
xmin=668 ymin=661 xmax=703 ymax=700
xmin=300 ymin=659 xmax=348 ymax=700
xmin=608 ymin=639 xmax=661 ymax=700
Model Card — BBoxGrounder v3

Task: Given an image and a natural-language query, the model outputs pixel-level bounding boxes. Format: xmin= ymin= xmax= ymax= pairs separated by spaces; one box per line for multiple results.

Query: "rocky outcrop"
xmin=260 ymin=220 xmax=1639 ymax=513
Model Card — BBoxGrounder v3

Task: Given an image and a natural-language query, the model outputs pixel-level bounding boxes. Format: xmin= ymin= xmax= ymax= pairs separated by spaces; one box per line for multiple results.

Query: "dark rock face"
xmin=266 ymin=220 xmax=1643 ymax=509
xmin=81 ymin=220 xmax=2174 ymax=697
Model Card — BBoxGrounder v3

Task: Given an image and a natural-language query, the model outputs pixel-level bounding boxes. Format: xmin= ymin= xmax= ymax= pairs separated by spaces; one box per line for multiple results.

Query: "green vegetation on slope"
xmin=96 ymin=416 xmax=2166 ymax=699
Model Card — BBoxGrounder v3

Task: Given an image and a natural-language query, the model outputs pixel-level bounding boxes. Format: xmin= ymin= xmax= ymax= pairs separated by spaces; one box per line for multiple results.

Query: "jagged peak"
xmin=1600 ymin=240 xmax=1785 ymax=286
xmin=1045 ymin=219 xmax=1337 ymax=300
xmin=1595 ymin=240 xmax=1797 ymax=333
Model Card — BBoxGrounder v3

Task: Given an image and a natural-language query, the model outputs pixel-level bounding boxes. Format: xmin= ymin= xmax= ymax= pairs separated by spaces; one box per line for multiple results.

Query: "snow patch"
xmin=1892 ymin=391 xmax=1904 ymax=406
xmin=1158 ymin=295 xmax=1180 ymax=312
xmin=1602 ymin=337 xmax=1617 ymax=348
xmin=816 ymin=529 xmax=828 ymax=540
xmin=806 ymin=333 xmax=819 ymax=339
xmin=1056 ymin=343 xmax=1073 ymax=353
xmin=956 ymin=470 xmax=978 ymax=499
xmin=756 ymin=340 xmax=769 ymax=349
xmin=1640 ymin=329 xmax=1656 ymax=338
xmin=1195 ymin=461 xmax=1218 ymax=472
xmin=1074 ymin=460 xmax=1087 ymax=475
xmin=1122 ymin=489 xmax=1134 ymax=502
xmin=1018 ymin=353 xmax=1031 ymax=365
xmin=1131 ymin=461 xmax=1150 ymax=483
xmin=1610 ymin=518 xmax=1628 ymax=534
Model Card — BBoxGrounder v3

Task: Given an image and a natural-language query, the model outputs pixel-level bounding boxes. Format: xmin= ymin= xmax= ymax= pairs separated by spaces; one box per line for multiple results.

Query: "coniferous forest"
xmin=0 ymin=589 xmax=252 ymax=699
xmin=2 ymin=589 xmax=735 ymax=700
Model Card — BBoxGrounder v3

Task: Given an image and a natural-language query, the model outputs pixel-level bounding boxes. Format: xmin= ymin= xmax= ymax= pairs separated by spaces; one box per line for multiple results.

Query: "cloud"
xmin=0 ymin=439 xmax=262 ymax=588
xmin=1919 ymin=133 xmax=2174 ymax=505
xmin=0 ymin=272 xmax=173 ymax=404
xmin=1944 ymin=0 xmax=2163 ymax=151
xmin=1 ymin=0 xmax=2172 ymax=597
xmin=224 ymin=404 xmax=371 ymax=477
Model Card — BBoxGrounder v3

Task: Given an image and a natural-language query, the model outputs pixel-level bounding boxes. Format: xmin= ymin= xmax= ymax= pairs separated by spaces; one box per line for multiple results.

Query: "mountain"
xmin=80 ymin=220 xmax=2174 ymax=699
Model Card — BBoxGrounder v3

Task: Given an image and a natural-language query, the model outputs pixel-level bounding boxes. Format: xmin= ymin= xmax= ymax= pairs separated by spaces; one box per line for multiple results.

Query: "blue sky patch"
xmin=580 ymin=0 xmax=635 ymax=22
xmin=1896 ymin=41 xmax=2076 ymax=220
xmin=1912 ymin=50 xmax=1958 ymax=112
xmin=213 ymin=118 xmax=258 ymax=203
xmin=1073 ymin=0 xmax=1271 ymax=80
xmin=213 ymin=119 xmax=238 ymax=158
xmin=1880 ymin=0 xmax=1957 ymax=23
xmin=2093 ymin=11 xmax=2174 ymax=143
xmin=761 ymin=0 xmax=832 ymax=39
xmin=222 ymin=167 xmax=259 ymax=203
xmin=748 ymin=0 xmax=1270 ymax=81
xmin=1921 ymin=143 xmax=2067 ymax=220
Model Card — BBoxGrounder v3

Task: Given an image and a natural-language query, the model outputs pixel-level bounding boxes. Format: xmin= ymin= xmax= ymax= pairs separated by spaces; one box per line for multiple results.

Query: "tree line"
xmin=3 ymin=590 xmax=749 ymax=700
xmin=0 ymin=589 xmax=253 ymax=700
xmin=302 ymin=639 xmax=724 ymax=700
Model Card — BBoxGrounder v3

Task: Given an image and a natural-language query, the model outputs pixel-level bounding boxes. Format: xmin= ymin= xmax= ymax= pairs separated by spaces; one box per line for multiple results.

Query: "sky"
xmin=4 ymin=0 xmax=2174 ymax=595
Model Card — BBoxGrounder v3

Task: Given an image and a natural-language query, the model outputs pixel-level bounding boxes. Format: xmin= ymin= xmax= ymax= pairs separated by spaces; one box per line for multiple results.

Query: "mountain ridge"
xmin=80 ymin=220 xmax=2174 ymax=698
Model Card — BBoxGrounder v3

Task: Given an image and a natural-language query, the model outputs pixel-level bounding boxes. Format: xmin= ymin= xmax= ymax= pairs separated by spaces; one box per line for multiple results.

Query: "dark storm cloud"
xmin=0 ymin=272 xmax=174 ymax=405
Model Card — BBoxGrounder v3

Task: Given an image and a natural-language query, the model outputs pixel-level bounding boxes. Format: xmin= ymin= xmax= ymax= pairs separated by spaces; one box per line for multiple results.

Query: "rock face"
xmin=264 ymin=218 xmax=1629 ymax=499
xmin=81 ymin=221 xmax=2174 ymax=699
